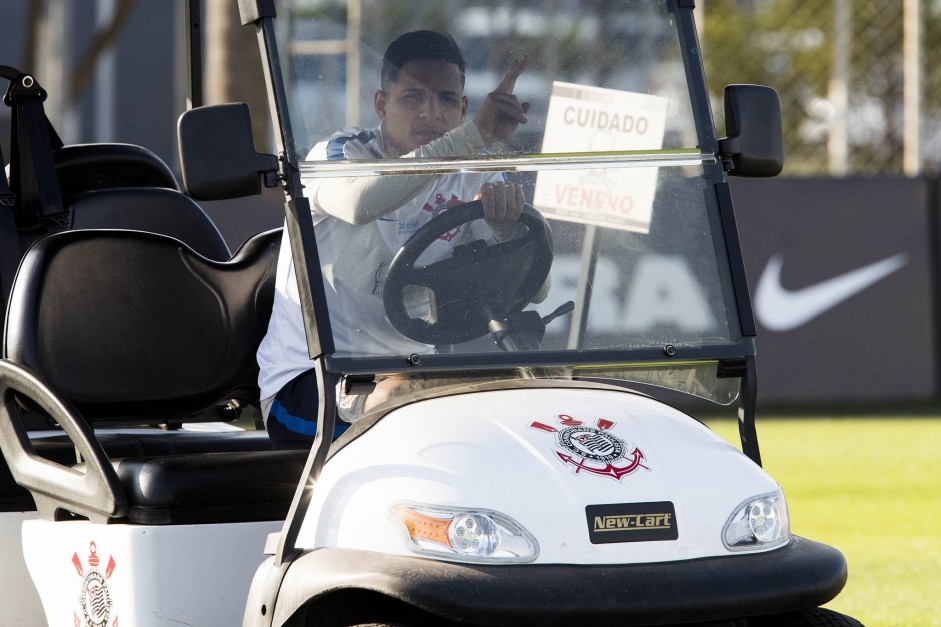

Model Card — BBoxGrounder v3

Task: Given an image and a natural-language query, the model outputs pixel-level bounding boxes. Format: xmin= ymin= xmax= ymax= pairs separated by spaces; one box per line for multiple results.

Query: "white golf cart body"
xmin=0 ymin=1 xmax=857 ymax=626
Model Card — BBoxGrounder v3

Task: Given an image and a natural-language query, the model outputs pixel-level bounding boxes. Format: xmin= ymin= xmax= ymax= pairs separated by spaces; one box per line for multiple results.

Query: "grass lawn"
xmin=705 ymin=417 xmax=941 ymax=627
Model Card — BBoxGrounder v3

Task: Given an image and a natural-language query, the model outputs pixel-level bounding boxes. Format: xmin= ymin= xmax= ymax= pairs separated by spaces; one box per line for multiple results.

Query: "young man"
xmin=256 ymin=30 xmax=533 ymax=447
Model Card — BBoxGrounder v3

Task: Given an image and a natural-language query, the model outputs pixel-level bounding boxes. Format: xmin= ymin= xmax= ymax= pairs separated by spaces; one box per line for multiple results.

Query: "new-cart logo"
xmin=586 ymin=502 xmax=678 ymax=544
xmin=593 ymin=512 xmax=673 ymax=532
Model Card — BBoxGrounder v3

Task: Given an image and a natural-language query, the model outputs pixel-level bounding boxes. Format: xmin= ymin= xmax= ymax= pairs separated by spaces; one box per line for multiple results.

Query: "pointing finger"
xmin=496 ymin=55 xmax=528 ymax=94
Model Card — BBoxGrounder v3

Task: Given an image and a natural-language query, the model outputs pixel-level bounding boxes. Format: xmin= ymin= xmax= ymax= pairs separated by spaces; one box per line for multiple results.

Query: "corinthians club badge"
xmin=71 ymin=541 xmax=118 ymax=627
xmin=530 ymin=414 xmax=648 ymax=480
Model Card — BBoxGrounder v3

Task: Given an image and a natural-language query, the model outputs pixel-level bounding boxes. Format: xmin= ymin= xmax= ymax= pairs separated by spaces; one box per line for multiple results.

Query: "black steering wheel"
xmin=382 ymin=200 xmax=553 ymax=345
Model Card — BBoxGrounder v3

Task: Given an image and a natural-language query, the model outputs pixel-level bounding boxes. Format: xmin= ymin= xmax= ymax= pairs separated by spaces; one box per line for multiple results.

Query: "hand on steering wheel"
xmin=382 ymin=200 xmax=553 ymax=345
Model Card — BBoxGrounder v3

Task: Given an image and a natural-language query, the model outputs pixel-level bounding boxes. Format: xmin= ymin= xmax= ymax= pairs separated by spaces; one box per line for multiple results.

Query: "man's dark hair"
xmin=381 ymin=30 xmax=466 ymax=88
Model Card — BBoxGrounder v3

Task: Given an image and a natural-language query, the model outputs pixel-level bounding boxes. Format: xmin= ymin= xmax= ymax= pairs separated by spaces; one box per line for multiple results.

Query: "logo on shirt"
xmin=423 ymin=193 xmax=462 ymax=242
xmin=397 ymin=219 xmax=421 ymax=238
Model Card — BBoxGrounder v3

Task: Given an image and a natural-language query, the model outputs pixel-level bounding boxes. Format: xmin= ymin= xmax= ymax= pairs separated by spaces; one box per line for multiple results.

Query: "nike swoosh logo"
xmin=755 ymin=253 xmax=908 ymax=332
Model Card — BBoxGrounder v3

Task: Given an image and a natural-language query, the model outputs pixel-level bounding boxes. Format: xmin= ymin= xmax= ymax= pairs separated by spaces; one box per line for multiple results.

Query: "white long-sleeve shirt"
xmin=257 ymin=121 xmax=505 ymax=400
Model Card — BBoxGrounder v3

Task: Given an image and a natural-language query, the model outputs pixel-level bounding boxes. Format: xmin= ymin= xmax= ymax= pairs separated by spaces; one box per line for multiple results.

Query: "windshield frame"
xmin=326 ymin=340 xmax=756 ymax=376
xmin=262 ymin=0 xmax=757 ymax=377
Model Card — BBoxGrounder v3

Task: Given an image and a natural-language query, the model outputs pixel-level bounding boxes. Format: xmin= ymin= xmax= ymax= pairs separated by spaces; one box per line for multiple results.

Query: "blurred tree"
xmin=205 ymin=0 xmax=270 ymax=149
xmin=21 ymin=0 xmax=138 ymax=129
xmin=702 ymin=0 xmax=927 ymax=175
xmin=703 ymin=0 xmax=833 ymax=173
xmin=68 ymin=0 xmax=139 ymax=103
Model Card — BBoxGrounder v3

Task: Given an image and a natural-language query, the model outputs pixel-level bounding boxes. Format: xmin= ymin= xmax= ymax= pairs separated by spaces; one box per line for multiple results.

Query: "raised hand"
xmin=473 ymin=56 xmax=531 ymax=145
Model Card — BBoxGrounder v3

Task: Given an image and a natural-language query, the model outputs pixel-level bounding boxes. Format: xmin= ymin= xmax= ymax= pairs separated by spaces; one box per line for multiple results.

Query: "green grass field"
xmin=705 ymin=417 xmax=941 ymax=627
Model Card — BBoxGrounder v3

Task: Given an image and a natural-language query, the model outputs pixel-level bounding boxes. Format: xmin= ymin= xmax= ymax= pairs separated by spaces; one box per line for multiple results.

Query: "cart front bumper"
xmin=269 ymin=535 xmax=847 ymax=625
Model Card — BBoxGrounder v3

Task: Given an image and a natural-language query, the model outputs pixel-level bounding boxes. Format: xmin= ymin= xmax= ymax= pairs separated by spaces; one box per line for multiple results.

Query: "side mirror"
xmin=718 ymin=84 xmax=784 ymax=177
xmin=177 ymin=103 xmax=279 ymax=200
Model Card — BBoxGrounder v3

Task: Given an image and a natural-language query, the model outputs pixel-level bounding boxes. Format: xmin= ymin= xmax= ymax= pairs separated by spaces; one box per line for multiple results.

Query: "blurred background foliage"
xmin=11 ymin=0 xmax=937 ymax=178
xmin=701 ymin=0 xmax=940 ymax=177
xmin=290 ymin=0 xmax=941 ymax=177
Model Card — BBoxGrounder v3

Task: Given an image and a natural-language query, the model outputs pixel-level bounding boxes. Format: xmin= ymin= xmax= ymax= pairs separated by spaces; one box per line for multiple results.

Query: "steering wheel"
xmin=382 ymin=200 xmax=553 ymax=345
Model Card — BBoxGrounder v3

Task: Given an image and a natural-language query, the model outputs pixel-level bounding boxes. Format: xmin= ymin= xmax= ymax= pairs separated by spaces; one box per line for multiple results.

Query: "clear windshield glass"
xmin=286 ymin=0 xmax=700 ymax=157
xmin=278 ymin=0 xmax=745 ymax=375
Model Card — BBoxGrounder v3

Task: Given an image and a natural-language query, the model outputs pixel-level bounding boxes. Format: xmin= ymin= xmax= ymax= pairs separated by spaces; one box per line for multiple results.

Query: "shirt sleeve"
xmin=306 ymin=121 xmax=488 ymax=225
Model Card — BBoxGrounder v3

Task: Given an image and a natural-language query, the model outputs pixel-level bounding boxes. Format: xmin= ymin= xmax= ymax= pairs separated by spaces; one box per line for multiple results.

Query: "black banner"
xmin=730 ymin=177 xmax=937 ymax=404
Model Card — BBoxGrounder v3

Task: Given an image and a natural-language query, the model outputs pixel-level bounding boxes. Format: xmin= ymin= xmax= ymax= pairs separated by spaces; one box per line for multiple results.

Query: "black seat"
xmin=6 ymin=228 xmax=277 ymax=418
xmin=54 ymin=142 xmax=182 ymax=202
xmin=2 ymin=140 xmax=232 ymax=321
xmin=54 ymin=144 xmax=232 ymax=261
xmin=0 ymin=430 xmax=287 ymax=515
xmin=0 ymin=227 xmax=302 ymax=523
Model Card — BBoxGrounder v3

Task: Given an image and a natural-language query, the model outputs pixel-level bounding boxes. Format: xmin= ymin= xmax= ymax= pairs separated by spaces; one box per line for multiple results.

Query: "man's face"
xmin=375 ymin=59 xmax=468 ymax=157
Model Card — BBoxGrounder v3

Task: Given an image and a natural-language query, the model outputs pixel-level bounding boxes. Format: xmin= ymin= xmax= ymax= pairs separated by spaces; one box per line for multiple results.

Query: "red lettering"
xmin=554 ymin=185 xmax=634 ymax=214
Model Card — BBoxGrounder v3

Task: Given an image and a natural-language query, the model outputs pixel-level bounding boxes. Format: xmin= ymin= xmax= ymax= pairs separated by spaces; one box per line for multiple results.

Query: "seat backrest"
xmin=4 ymin=227 xmax=282 ymax=422
xmin=54 ymin=143 xmax=181 ymax=203
xmin=68 ymin=187 xmax=231 ymax=261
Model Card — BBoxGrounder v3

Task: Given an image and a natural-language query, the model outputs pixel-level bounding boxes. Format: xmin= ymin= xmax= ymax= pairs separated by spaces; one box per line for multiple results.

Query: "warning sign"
xmin=533 ymin=82 xmax=668 ymax=233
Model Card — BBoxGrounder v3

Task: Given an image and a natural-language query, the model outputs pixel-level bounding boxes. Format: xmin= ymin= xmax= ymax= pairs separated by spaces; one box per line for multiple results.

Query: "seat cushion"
xmin=0 ymin=429 xmax=278 ymax=514
xmin=112 ymin=449 xmax=308 ymax=524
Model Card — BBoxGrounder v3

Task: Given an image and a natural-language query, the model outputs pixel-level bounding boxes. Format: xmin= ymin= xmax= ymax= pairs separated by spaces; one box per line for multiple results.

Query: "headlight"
xmin=722 ymin=490 xmax=790 ymax=551
xmin=390 ymin=502 xmax=538 ymax=563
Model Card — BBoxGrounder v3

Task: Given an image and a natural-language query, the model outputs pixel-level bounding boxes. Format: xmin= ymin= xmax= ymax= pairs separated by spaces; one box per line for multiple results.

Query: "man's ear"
xmin=375 ymin=89 xmax=387 ymax=121
xmin=461 ymin=95 xmax=468 ymax=121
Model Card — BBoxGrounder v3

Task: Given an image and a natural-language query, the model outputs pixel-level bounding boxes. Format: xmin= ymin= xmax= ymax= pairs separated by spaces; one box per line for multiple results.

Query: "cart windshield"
xmin=276 ymin=0 xmax=752 ymax=386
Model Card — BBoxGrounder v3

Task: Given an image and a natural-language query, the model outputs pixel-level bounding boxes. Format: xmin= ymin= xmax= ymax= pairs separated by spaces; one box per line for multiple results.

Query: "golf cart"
xmin=0 ymin=1 xmax=861 ymax=625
